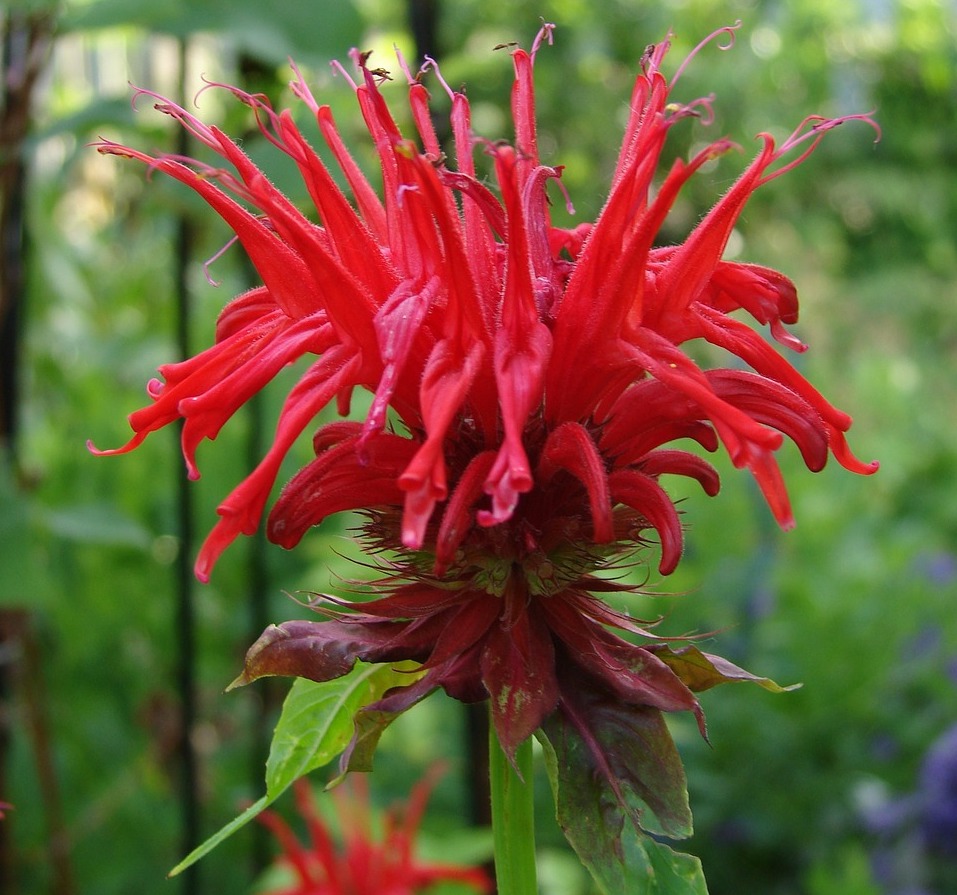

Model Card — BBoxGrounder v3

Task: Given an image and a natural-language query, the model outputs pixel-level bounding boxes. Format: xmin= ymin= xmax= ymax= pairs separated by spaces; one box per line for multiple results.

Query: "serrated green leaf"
xmin=265 ymin=662 xmax=418 ymax=795
xmin=541 ymin=691 xmax=692 ymax=839
xmin=169 ymin=660 xmax=417 ymax=876
xmin=538 ymin=727 xmax=709 ymax=895
xmin=537 ymin=690 xmax=705 ymax=895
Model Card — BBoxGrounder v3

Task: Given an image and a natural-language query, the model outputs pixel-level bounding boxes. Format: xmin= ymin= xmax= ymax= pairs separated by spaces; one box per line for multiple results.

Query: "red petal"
xmin=707 ymin=370 xmax=829 ymax=472
xmin=538 ymin=422 xmax=614 ymax=542
xmin=435 ymin=451 xmax=497 ymax=572
xmin=267 ymin=430 xmax=414 ymax=549
xmin=638 ymin=450 xmax=721 ymax=497
xmin=194 ymin=348 xmax=364 ymax=581
xmin=608 ymin=468 xmax=684 ymax=575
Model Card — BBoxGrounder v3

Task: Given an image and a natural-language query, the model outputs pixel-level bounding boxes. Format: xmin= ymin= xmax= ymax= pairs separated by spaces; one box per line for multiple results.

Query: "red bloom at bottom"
xmin=256 ymin=771 xmax=491 ymax=895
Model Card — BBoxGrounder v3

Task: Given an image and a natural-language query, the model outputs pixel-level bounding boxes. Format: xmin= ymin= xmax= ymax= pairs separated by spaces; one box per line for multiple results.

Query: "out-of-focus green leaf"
xmin=31 ymin=97 xmax=138 ymax=145
xmin=42 ymin=502 xmax=153 ymax=547
xmin=61 ymin=0 xmax=363 ymax=66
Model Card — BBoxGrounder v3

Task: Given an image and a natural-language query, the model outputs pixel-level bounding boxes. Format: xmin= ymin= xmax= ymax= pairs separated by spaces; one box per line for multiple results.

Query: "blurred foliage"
xmin=3 ymin=0 xmax=956 ymax=893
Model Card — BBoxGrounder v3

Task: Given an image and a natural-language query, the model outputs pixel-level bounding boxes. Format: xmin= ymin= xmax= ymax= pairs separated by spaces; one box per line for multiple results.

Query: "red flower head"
xmin=256 ymin=770 xmax=491 ymax=895
xmin=93 ymin=22 xmax=876 ymax=821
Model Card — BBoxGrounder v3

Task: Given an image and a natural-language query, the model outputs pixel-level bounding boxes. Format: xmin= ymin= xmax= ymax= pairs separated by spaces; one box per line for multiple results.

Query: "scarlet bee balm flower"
xmin=93 ymin=21 xmax=876 ymax=837
xmin=256 ymin=771 xmax=491 ymax=895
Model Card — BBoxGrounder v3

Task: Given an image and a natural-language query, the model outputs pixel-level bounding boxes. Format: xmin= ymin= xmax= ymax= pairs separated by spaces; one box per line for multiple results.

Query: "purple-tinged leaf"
xmin=542 ymin=683 xmax=692 ymax=840
xmin=651 ymin=644 xmax=798 ymax=693
xmin=539 ymin=699 xmax=708 ymax=895
xmin=331 ymin=671 xmax=436 ymax=784
xmin=546 ymin=604 xmax=701 ymax=718
xmin=480 ymin=607 xmax=560 ymax=762
xmin=228 ymin=618 xmax=420 ymax=688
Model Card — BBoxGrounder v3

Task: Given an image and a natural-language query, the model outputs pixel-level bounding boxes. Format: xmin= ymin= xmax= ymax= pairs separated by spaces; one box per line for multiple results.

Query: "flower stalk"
xmin=489 ymin=728 xmax=537 ymax=895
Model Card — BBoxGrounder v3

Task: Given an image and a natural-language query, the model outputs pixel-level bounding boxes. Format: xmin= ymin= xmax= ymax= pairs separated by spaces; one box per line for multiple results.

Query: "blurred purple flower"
xmin=913 ymin=551 xmax=957 ymax=587
xmin=919 ymin=723 xmax=957 ymax=857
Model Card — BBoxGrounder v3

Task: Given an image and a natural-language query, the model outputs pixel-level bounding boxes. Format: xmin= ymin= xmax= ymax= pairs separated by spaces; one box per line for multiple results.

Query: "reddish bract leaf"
xmin=481 ymin=601 xmax=560 ymax=761
xmin=231 ymin=619 xmax=423 ymax=689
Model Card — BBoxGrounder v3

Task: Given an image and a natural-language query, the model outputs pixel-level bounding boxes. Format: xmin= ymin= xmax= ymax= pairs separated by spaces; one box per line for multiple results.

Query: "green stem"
xmin=488 ymin=721 xmax=538 ymax=895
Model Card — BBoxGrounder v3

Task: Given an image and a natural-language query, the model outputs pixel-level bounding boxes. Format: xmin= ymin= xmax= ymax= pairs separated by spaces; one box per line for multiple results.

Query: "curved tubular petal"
xmin=194 ymin=348 xmax=364 ymax=581
xmin=638 ymin=450 xmax=721 ymax=497
xmin=702 ymin=261 xmax=804 ymax=350
xmin=179 ymin=314 xmax=336 ymax=477
xmin=398 ymin=339 xmax=488 ymax=551
xmin=626 ymin=329 xmax=783 ymax=463
xmin=538 ymin=422 xmax=614 ymax=543
xmin=314 ymin=104 xmax=389 ymax=242
xmin=480 ymin=146 xmax=554 ymax=525
xmin=267 ymin=431 xmax=415 ymax=549
xmin=277 ymin=110 xmax=397 ymax=298
xmin=435 ymin=451 xmax=498 ymax=573
xmin=362 ymin=275 xmax=441 ymax=448
xmin=648 ymin=136 xmax=776 ymax=326
xmin=706 ymin=370 xmax=829 ymax=472
xmin=608 ymin=469 xmax=684 ymax=575
xmin=214 ymin=286 xmax=287 ymax=341
xmin=745 ymin=449 xmax=795 ymax=530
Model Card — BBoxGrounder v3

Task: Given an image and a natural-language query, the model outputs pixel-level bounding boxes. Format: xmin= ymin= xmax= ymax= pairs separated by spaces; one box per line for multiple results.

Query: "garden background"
xmin=1 ymin=0 xmax=955 ymax=893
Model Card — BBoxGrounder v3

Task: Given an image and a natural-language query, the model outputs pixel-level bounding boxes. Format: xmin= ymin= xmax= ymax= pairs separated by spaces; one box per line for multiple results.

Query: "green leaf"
xmin=61 ymin=0 xmax=364 ymax=67
xmin=167 ymin=796 xmax=270 ymax=878
xmin=331 ymin=677 xmax=433 ymax=783
xmin=538 ymin=724 xmax=709 ymax=895
xmin=169 ymin=661 xmax=416 ymax=877
xmin=606 ymin=822 xmax=708 ymax=895
xmin=265 ymin=662 xmax=420 ymax=794
xmin=42 ymin=503 xmax=153 ymax=548
xmin=543 ymin=690 xmax=693 ymax=839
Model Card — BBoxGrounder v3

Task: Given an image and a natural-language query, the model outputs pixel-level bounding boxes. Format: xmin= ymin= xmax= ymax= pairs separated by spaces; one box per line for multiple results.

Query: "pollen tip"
xmin=401 ymin=528 xmax=423 ymax=550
